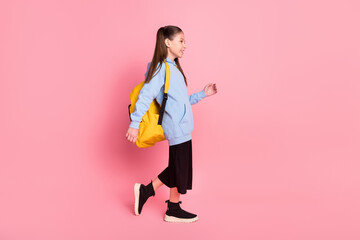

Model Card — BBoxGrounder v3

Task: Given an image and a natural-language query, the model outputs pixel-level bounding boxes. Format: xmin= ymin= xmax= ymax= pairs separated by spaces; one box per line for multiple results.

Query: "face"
xmin=165 ymin=32 xmax=186 ymax=59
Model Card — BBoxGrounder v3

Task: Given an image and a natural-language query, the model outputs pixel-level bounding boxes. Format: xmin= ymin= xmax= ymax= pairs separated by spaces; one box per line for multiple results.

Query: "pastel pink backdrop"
xmin=1 ymin=0 xmax=359 ymax=239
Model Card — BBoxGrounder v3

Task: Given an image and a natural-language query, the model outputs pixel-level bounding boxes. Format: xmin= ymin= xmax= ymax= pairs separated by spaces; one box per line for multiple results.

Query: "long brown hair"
xmin=144 ymin=25 xmax=187 ymax=86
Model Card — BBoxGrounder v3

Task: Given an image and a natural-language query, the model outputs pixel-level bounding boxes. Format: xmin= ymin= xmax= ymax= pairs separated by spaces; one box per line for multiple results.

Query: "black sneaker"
xmin=164 ymin=200 xmax=199 ymax=223
xmin=134 ymin=181 xmax=155 ymax=216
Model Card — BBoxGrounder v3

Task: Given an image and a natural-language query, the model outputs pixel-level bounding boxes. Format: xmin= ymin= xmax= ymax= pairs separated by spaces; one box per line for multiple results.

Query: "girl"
xmin=126 ymin=25 xmax=217 ymax=223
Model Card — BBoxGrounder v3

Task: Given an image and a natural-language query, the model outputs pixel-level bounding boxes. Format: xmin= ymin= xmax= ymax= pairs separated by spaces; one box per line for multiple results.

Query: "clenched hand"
xmin=126 ymin=127 xmax=139 ymax=144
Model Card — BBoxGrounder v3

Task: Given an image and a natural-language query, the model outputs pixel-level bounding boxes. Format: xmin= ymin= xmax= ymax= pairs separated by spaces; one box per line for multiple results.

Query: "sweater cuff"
xmin=200 ymin=90 xmax=207 ymax=99
xmin=129 ymin=121 xmax=140 ymax=129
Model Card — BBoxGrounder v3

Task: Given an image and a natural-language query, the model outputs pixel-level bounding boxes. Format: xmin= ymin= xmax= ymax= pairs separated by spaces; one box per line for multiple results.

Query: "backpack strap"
xmin=158 ymin=60 xmax=171 ymax=125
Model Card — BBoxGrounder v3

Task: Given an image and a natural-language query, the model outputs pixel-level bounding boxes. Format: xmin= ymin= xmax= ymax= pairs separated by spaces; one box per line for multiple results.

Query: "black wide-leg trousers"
xmin=158 ymin=139 xmax=192 ymax=194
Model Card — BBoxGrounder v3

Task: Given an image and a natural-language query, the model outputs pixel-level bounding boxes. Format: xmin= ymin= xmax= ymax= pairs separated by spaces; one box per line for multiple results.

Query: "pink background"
xmin=1 ymin=0 xmax=360 ymax=239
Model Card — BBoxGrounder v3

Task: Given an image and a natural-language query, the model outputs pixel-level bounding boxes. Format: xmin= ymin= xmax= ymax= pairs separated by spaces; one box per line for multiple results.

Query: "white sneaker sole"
xmin=164 ymin=214 xmax=199 ymax=223
xmin=134 ymin=183 xmax=141 ymax=216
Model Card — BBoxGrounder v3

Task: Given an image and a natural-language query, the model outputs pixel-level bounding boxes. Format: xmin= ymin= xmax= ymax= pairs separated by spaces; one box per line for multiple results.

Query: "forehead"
xmin=174 ymin=32 xmax=185 ymax=40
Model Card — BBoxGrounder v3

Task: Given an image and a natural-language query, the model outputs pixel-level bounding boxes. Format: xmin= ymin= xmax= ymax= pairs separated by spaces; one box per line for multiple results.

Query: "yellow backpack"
xmin=128 ymin=60 xmax=171 ymax=148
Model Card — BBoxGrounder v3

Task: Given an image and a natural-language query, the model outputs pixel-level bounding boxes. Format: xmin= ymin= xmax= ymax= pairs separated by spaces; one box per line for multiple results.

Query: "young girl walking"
xmin=126 ymin=25 xmax=217 ymax=223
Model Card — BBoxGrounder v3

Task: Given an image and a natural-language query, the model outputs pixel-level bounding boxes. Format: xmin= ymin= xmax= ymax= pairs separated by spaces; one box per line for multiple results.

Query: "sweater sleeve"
xmin=189 ymin=90 xmax=207 ymax=105
xmin=129 ymin=62 xmax=165 ymax=129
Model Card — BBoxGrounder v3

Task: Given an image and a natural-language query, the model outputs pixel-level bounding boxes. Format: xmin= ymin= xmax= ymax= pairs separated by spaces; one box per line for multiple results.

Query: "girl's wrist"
xmin=201 ymin=90 xmax=207 ymax=97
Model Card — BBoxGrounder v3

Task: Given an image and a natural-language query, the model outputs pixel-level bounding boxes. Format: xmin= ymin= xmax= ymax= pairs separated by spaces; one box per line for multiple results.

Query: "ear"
xmin=164 ymin=38 xmax=171 ymax=48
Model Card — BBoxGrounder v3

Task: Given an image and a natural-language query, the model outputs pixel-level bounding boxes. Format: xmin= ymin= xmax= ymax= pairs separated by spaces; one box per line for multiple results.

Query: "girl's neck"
xmin=167 ymin=54 xmax=176 ymax=62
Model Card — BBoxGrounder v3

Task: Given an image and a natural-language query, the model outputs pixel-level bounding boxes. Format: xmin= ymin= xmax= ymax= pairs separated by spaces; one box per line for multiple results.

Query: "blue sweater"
xmin=129 ymin=57 xmax=207 ymax=146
